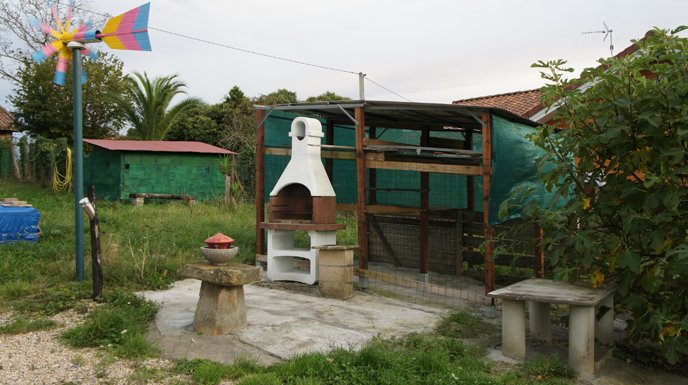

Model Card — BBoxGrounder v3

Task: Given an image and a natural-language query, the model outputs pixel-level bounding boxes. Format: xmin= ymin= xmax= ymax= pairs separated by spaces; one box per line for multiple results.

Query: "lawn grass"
xmin=0 ymin=180 xmax=575 ymax=384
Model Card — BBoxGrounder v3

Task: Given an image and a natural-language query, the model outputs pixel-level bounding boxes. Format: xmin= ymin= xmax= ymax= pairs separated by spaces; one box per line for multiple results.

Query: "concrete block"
xmin=596 ymin=294 xmax=614 ymax=344
xmin=569 ymin=305 xmax=595 ymax=375
xmin=178 ymin=263 xmax=261 ymax=287
xmin=529 ymin=301 xmax=552 ymax=343
xmin=193 ymin=282 xmax=247 ymax=335
xmin=131 ymin=197 xmax=145 ymax=206
xmin=502 ymin=299 xmax=526 ymax=361
xmin=319 ymin=281 xmax=353 ymax=300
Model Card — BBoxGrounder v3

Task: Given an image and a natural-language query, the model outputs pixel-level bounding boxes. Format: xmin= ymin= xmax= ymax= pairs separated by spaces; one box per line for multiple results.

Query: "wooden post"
xmin=420 ymin=127 xmax=430 ymax=278
xmin=534 ymin=223 xmax=545 ymax=278
xmin=87 ymin=185 xmax=103 ymax=300
xmin=325 ymin=120 xmax=335 ymax=182
xmin=368 ymin=127 xmax=377 ymax=205
xmin=465 ymin=130 xmax=474 ymax=211
xmin=482 ymin=112 xmax=496 ymax=294
xmin=255 ymin=109 xmax=266 ymax=256
xmin=355 ymin=107 xmax=368 ymax=271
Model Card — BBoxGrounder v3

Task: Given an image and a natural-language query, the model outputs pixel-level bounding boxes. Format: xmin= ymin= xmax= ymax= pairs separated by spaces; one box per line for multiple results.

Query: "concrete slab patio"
xmin=140 ymin=278 xmax=446 ymax=366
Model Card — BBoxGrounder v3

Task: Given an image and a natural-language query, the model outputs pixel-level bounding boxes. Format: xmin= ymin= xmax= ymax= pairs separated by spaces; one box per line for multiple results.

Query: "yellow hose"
xmin=52 ymin=147 xmax=72 ymax=192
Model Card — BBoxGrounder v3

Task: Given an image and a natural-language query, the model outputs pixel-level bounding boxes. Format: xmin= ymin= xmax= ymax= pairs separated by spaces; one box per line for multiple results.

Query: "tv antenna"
xmin=582 ymin=22 xmax=614 ymax=57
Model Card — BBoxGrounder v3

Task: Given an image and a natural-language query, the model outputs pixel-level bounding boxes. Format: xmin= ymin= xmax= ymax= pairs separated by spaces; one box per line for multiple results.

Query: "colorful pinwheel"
xmin=31 ymin=0 xmax=151 ymax=85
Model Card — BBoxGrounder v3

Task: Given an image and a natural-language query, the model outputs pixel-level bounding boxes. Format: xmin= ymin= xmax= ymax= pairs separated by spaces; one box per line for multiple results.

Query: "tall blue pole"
xmin=70 ymin=43 xmax=85 ymax=281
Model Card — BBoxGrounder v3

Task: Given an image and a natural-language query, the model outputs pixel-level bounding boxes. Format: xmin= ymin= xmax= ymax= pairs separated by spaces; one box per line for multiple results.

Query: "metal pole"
xmin=358 ymin=72 xmax=365 ymax=100
xmin=69 ymin=42 xmax=85 ymax=281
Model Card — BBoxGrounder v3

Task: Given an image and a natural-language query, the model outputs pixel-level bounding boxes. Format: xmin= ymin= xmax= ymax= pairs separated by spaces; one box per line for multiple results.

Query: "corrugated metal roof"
xmin=255 ymin=100 xmax=538 ymax=131
xmin=0 ymin=106 xmax=16 ymax=132
xmin=83 ymin=139 xmax=236 ymax=155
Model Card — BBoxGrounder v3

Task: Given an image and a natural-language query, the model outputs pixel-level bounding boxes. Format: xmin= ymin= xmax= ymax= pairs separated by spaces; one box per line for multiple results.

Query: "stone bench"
xmin=178 ymin=262 xmax=261 ymax=335
xmin=488 ymin=278 xmax=616 ymax=375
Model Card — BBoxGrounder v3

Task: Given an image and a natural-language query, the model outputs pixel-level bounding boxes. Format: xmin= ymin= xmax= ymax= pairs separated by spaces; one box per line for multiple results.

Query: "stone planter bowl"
xmin=200 ymin=246 xmax=239 ymax=265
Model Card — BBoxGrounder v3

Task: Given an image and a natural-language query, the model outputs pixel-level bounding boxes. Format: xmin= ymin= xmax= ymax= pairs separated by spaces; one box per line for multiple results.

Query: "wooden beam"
xmin=481 ymin=111 xmax=495 ymax=294
xmin=366 ymin=158 xmax=483 ymax=175
xmin=326 ymin=120 xmax=334 ymax=182
xmin=355 ymin=107 xmax=369 ymax=270
xmin=368 ymin=127 xmax=377 ymax=205
xmin=465 ymin=131 xmax=475 ymax=211
xmin=265 ymin=147 xmax=355 ymax=160
xmin=420 ymin=127 xmax=430 ymax=275
xmin=255 ymin=109 xmax=266 ymax=256
xmin=366 ymin=205 xmax=420 ymax=215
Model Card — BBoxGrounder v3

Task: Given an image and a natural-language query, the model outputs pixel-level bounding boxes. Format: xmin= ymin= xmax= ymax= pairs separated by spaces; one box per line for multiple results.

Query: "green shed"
xmin=84 ymin=139 xmax=235 ymax=201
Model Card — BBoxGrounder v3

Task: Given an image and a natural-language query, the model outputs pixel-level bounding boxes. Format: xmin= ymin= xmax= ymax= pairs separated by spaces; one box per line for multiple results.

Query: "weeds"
xmin=0 ymin=316 xmax=57 ymax=334
xmin=435 ymin=310 xmax=499 ymax=339
xmin=61 ymin=291 xmax=158 ymax=358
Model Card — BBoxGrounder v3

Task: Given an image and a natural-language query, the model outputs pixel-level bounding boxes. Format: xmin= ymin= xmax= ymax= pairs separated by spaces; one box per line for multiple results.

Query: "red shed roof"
xmin=84 ymin=139 xmax=236 ymax=155
xmin=453 ymin=89 xmax=542 ymax=118
xmin=0 ymin=106 xmax=16 ymax=132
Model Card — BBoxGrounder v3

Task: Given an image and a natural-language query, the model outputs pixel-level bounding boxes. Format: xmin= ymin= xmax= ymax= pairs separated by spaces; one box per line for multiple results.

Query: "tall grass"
xmin=0 ymin=179 xmax=356 ymax=301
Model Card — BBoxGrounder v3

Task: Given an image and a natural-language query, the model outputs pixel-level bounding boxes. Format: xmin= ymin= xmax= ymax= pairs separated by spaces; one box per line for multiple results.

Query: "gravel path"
xmin=0 ymin=308 xmax=198 ymax=385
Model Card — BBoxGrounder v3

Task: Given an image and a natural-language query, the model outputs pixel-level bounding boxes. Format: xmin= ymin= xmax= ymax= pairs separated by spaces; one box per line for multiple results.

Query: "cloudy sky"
xmin=1 ymin=0 xmax=687 ymax=109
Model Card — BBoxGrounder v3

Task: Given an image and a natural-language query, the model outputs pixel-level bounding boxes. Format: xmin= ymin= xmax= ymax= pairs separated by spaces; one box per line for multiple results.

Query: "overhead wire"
xmin=56 ymin=1 xmax=411 ymax=101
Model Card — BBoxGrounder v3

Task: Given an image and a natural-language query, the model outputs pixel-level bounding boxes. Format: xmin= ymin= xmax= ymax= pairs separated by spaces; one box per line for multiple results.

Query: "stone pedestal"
xmin=178 ymin=262 xmax=261 ymax=336
xmin=314 ymin=245 xmax=357 ymax=300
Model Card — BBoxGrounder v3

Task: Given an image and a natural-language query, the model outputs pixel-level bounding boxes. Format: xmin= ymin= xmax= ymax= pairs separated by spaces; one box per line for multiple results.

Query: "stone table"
xmin=177 ymin=262 xmax=261 ymax=335
xmin=488 ymin=278 xmax=616 ymax=375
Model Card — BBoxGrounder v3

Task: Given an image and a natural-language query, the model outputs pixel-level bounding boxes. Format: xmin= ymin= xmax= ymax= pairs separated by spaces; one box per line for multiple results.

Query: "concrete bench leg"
xmin=502 ymin=299 xmax=526 ymax=361
xmin=193 ymin=282 xmax=247 ymax=335
xmin=569 ymin=305 xmax=595 ymax=375
xmin=528 ymin=301 xmax=551 ymax=343
xmin=595 ymin=294 xmax=614 ymax=344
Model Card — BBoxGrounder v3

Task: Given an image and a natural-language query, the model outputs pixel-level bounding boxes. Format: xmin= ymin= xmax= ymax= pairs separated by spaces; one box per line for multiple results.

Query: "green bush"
xmin=501 ymin=27 xmax=688 ymax=364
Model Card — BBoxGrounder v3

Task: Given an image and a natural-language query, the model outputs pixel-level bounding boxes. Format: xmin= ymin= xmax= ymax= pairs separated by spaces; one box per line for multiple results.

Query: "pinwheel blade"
xmin=32 ymin=40 xmax=64 ymax=63
xmin=99 ymin=2 xmax=151 ymax=51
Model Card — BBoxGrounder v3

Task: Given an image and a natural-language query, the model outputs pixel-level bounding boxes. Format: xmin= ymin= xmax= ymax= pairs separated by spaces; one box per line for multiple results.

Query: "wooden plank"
xmin=367 ymin=214 xmax=402 ymax=267
xmin=366 ymin=205 xmax=420 ymax=215
xmin=366 ymin=158 xmax=483 ymax=175
xmin=482 ymin=111 xmax=496 ymax=294
xmin=355 ymin=107 xmax=369 ymax=270
xmin=255 ymin=109 xmax=266 ymax=255
xmin=265 ymin=147 xmax=355 ymax=160
xmin=260 ymin=222 xmax=346 ymax=231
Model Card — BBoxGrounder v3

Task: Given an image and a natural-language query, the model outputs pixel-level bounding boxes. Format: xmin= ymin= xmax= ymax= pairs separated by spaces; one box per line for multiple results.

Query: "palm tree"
xmin=112 ymin=72 xmax=198 ymax=140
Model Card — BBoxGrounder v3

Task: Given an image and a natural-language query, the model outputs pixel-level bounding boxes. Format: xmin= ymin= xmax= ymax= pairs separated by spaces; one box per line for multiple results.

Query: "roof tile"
xmin=0 ymin=106 xmax=16 ymax=132
xmin=453 ymin=89 xmax=542 ymax=118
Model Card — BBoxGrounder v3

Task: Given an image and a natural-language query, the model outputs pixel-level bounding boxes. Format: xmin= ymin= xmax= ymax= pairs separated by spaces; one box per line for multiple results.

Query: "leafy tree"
xmin=306 ymin=91 xmax=350 ymax=102
xmin=502 ymin=28 xmax=688 ymax=364
xmin=255 ymin=88 xmax=297 ymax=105
xmin=164 ymin=100 xmax=223 ymax=145
xmin=10 ymin=53 xmax=128 ymax=139
xmin=219 ymin=86 xmax=257 ymax=199
xmin=112 ymin=72 xmax=198 ymax=140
